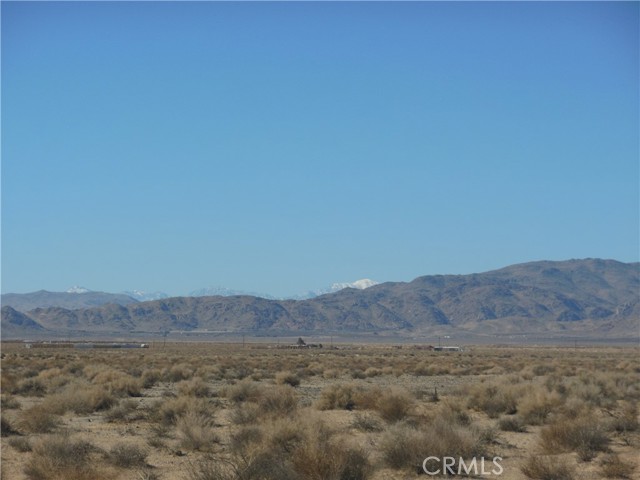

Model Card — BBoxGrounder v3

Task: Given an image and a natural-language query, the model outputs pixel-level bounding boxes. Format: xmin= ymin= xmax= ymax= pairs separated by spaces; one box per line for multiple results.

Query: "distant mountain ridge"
xmin=0 ymin=290 xmax=138 ymax=312
xmin=2 ymin=259 xmax=638 ymax=340
xmin=2 ymin=279 xmax=379 ymax=310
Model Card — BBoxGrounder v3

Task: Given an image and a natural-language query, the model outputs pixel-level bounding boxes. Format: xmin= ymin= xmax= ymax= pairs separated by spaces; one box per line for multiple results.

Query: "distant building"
xmin=433 ymin=346 xmax=463 ymax=352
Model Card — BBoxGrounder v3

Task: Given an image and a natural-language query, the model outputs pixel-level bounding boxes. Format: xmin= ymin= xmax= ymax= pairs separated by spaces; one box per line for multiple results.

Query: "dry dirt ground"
xmin=1 ymin=342 xmax=638 ymax=480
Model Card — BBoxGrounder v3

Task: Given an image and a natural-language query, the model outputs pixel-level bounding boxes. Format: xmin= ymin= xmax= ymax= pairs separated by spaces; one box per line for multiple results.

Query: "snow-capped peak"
xmin=124 ymin=290 xmax=169 ymax=302
xmin=330 ymin=279 xmax=379 ymax=291
xmin=66 ymin=286 xmax=92 ymax=294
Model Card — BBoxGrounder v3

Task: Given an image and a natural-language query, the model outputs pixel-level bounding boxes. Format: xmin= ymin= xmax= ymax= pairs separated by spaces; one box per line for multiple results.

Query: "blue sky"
xmin=2 ymin=1 xmax=638 ymax=297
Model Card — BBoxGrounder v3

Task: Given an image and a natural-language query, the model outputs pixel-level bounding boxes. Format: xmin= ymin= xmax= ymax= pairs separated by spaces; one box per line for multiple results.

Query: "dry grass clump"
xmin=518 ymin=390 xmax=563 ymax=425
xmin=13 ymin=377 xmax=47 ymax=397
xmin=498 ymin=415 xmax=527 ymax=432
xmin=599 ymin=453 xmax=635 ymax=479
xmin=93 ymin=370 xmax=143 ymax=397
xmin=178 ymin=377 xmax=212 ymax=397
xmin=275 ymin=371 xmax=300 ymax=387
xmin=36 ymin=368 xmax=70 ymax=390
xmin=379 ymin=423 xmax=424 ymax=469
xmin=141 ymin=368 xmax=162 ymax=388
xmin=1 ymin=415 xmax=20 ymax=436
xmin=189 ymin=414 xmax=372 ymax=480
xmin=521 ymin=455 xmax=575 ymax=480
xmin=230 ymin=402 xmax=261 ymax=425
xmin=165 ymin=363 xmax=195 ymax=382
xmin=105 ymin=442 xmax=148 ymax=468
xmin=177 ymin=412 xmax=220 ymax=451
xmin=611 ymin=401 xmax=639 ymax=433
xmin=364 ymin=367 xmax=383 ymax=378
xmin=317 ymin=383 xmax=416 ymax=421
xmin=465 ymin=382 xmax=519 ymax=418
xmin=155 ymin=395 xmax=215 ymax=426
xmin=539 ymin=416 xmax=609 ymax=461
xmin=40 ymin=384 xmax=116 ymax=415
xmin=438 ymin=399 xmax=471 ymax=426
xmin=226 ymin=379 xmax=264 ymax=404
xmin=1 ymin=394 xmax=22 ymax=409
xmin=374 ymin=387 xmax=415 ymax=422
xmin=245 ymin=416 xmax=371 ymax=480
xmin=8 ymin=436 xmax=32 ymax=452
xmin=322 ymin=368 xmax=342 ymax=379
xmin=316 ymin=383 xmax=366 ymax=411
xmin=380 ymin=417 xmax=489 ymax=471
xmin=258 ymin=385 xmax=298 ymax=417
xmin=18 ymin=405 xmax=60 ymax=433
xmin=24 ymin=434 xmax=103 ymax=480
xmin=292 ymin=434 xmax=371 ymax=480
xmin=104 ymin=398 xmax=140 ymax=422
xmin=413 ymin=361 xmax=451 ymax=376
xmin=352 ymin=412 xmax=384 ymax=432
xmin=317 ymin=383 xmax=358 ymax=410
xmin=227 ymin=384 xmax=298 ymax=422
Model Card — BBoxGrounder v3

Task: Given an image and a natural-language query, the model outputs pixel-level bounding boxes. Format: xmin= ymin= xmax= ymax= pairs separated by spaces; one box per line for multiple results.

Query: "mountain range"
xmin=1 ymin=279 xmax=380 ymax=311
xmin=2 ymin=259 xmax=638 ymax=341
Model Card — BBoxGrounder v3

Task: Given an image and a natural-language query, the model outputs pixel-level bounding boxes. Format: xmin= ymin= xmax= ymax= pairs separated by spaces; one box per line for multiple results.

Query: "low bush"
xmin=1 ymin=415 xmax=20 ymax=436
xmin=600 ymin=453 xmax=635 ymax=479
xmin=178 ymin=378 xmax=211 ymax=397
xmin=229 ymin=426 xmax=264 ymax=458
xmin=374 ymin=387 xmax=415 ymax=423
xmin=24 ymin=434 xmax=100 ymax=480
xmin=379 ymin=423 xmax=424 ymax=469
xmin=540 ymin=416 xmax=609 ymax=461
xmin=1 ymin=394 xmax=21 ymax=409
xmin=230 ymin=402 xmax=260 ymax=425
xmin=611 ymin=401 xmax=639 ymax=433
xmin=316 ymin=383 xmax=359 ymax=410
xmin=9 ymin=436 xmax=32 ymax=452
xmin=41 ymin=385 xmax=116 ymax=415
xmin=518 ymin=390 xmax=563 ymax=425
xmin=155 ymin=395 xmax=214 ymax=426
xmin=380 ymin=418 xmax=488 ymax=471
xmin=498 ymin=415 xmax=527 ymax=432
xmin=106 ymin=442 xmax=148 ymax=468
xmin=258 ymin=385 xmax=298 ymax=417
xmin=275 ymin=371 xmax=300 ymax=387
xmin=352 ymin=413 xmax=383 ymax=432
xmin=177 ymin=412 xmax=220 ymax=451
xmin=14 ymin=377 xmax=47 ymax=397
xmin=289 ymin=420 xmax=371 ymax=480
xmin=467 ymin=383 xmax=518 ymax=418
xmin=166 ymin=363 xmax=194 ymax=382
xmin=141 ymin=368 xmax=162 ymax=388
xmin=438 ymin=399 xmax=471 ymax=426
xmin=104 ymin=398 xmax=139 ymax=422
xmin=521 ymin=455 xmax=575 ymax=480
xmin=226 ymin=379 xmax=263 ymax=404
xmin=18 ymin=405 xmax=60 ymax=433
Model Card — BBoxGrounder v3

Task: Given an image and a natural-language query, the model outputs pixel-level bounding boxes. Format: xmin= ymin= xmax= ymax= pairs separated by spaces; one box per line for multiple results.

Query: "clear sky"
xmin=2 ymin=1 xmax=638 ymax=297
